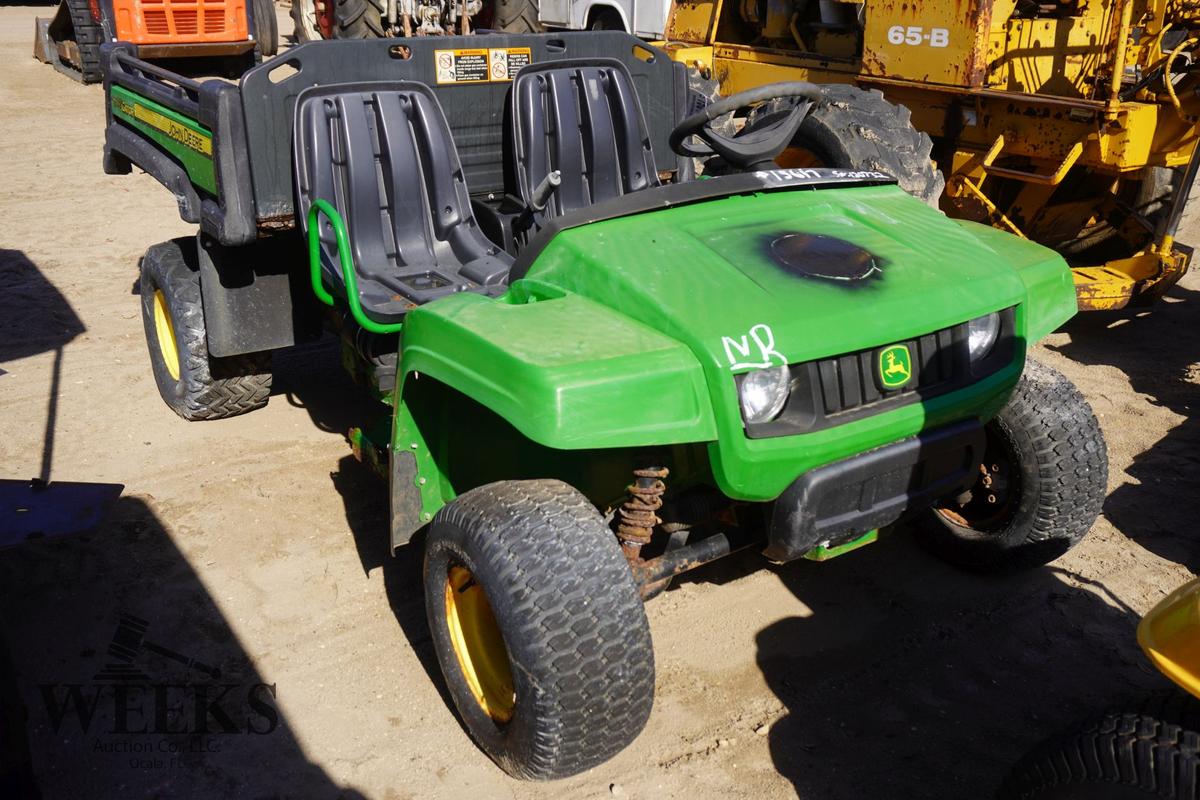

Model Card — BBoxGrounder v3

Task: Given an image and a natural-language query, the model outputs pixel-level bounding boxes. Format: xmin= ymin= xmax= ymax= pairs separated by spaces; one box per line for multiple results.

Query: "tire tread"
xmin=917 ymin=359 xmax=1107 ymax=570
xmin=62 ymin=0 xmax=104 ymax=83
xmin=798 ymin=83 xmax=945 ymax=206
xmin=999 ymin=359 xmax=1108 ymax=553
xmin=140 ymin=240 xmax=271 ymax=421
xmin=333 ymin=0 xmax=384 ymax=37
xmin=1000 ymin=713 xmax=1200 ymax=799
xmin=429 ymin=480 xmax=654 ymax=779
xmin=493 ymin=0 xmax=543 ymax=33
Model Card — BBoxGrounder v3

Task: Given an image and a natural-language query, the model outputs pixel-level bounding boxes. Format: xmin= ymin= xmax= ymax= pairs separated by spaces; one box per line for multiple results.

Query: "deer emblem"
xmin=879 ymin=345 xmax=912 ymax=388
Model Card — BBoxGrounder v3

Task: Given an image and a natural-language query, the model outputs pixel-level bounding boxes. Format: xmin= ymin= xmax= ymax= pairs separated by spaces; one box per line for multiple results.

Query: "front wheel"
xmin=424 ymin=480 xmax=654 ymax=780
xmin=916 ymin=359 xmax=1107 ymax=570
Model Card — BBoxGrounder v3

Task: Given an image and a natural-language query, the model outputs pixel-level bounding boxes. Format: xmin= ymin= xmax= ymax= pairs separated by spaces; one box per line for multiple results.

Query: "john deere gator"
xmin=99 ymin=32 xmax=1107 ymax=778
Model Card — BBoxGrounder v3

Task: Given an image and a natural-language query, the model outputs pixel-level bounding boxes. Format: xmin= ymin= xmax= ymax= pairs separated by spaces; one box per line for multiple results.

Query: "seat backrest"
xmin=294 ymin=81 xmax=510 ymax=323
xmin=511 ymin=58 xmax=660 ymax=223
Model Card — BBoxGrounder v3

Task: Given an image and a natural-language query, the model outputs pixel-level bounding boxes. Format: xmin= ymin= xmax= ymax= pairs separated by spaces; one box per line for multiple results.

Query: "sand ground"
xmin=3 ymin=5 xmax=1200 ymax=797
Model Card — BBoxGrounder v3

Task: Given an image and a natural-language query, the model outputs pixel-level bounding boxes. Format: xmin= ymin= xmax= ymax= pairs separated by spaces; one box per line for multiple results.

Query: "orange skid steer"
xmin=34 ymin=0 xmax=278 ymax=84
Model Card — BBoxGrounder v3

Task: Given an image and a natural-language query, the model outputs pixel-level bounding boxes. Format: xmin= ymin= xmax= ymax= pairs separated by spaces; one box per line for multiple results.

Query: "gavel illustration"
xmin=107 ymin=613 xmax=222 ymax=679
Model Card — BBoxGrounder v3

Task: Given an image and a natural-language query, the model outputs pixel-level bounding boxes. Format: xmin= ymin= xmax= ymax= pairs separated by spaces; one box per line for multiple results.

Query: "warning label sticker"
xmin=435 ymin=48 xmax=488 ymax=84
xmin=435 ymin=47 xmax=533 ymax=84
xmin=487 ymin=47 xmax=532 ymax=81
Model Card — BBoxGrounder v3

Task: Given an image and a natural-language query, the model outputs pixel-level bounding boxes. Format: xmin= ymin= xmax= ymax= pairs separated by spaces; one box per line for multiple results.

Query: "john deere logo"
xmin=878 ymin=344 xmax=912 ymax=389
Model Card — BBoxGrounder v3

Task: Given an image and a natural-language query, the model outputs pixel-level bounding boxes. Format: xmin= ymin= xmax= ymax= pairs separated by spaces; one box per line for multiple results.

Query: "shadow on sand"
xmin=0 ymin=249 xmax=364 ymax=798
xmin=748 ymin=531 xmax=1171 ymax=799
xmin=0 ymin=496 xmax=367 ymax=799
xmin=1048 ymin=284 xmax=1200 ymax=571
xmin=270 ymin=339 xmax=455 ymax=710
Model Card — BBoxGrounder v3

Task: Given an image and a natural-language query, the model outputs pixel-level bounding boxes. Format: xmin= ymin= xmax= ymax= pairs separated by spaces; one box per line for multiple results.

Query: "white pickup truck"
xmin=538 ymin=0 xmax=670 ymax=37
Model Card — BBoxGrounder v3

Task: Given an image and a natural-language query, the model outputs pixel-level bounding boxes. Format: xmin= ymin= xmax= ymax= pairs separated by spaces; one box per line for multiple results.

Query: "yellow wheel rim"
xmin=444 ymin=565 xmax=515 ymax=723
xmin=152 ymin=289 xmax=180 ymax=381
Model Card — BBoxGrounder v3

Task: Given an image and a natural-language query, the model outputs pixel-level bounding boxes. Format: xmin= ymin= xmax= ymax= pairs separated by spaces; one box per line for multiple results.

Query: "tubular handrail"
xmin=306 ymin=199 xmax=404 ymax=335
xmin=113 ymin=49 xmax=205 ymax=94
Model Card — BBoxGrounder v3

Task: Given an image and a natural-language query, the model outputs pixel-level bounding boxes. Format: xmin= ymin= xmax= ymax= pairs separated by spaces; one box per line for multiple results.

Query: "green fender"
xmin=389 ymin=283 xmax=717 ymax=544
xmin=950 ymin=219 xmax=1078 ymax=342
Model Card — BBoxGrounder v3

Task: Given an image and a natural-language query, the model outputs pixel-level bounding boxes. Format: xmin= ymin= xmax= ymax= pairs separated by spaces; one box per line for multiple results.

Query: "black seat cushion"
xmin=294 ymin=81 xmax=511 ymax=325
xmin=511 ymin=58 xmax=660 ymax=226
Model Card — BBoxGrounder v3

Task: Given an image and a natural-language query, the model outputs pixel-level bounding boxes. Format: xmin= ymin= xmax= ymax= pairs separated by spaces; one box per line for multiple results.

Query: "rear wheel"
xmin=252 ymin=0 xmax=279 ymax=56
xmin=1057 ymin=166 xmax=1179 ymax=257
xmin=424 ymin=480 xmax=654 ymax=779
xmin=916 ymin=359 xmax=1107 ymax=570
xmin=333 ymin=0 xmax=384 ymax=38
xmin=494 ymin=0 xmax=543 ymax=33
xmin=775 ymin=83 xmax=945 ymax=206
xmin=290 ymin=0 xmax=329 ymax=40
xmin=999 ymin=713 xmax=1200 ymax=799
xmin=139 ymin=239 xmax=272 ymax=421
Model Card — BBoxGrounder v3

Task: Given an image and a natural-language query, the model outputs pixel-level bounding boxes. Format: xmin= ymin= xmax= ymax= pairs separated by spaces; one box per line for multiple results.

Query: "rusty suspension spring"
xmin=617 ymin=468 xmax=669 ymax=558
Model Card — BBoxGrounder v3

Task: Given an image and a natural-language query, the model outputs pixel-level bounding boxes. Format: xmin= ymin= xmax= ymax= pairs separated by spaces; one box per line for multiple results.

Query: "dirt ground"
xmin=3 ymin=5 xmax=1200 ymax=798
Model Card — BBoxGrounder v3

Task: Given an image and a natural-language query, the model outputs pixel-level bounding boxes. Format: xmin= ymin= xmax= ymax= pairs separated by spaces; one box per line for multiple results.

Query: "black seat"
xmin=510 ymin=58 xmax=660 ymax=228
xmin=293 ymin=81 xmax=511 ymax=325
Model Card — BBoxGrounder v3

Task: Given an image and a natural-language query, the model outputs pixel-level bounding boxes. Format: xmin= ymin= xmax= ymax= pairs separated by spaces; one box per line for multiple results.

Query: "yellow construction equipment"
xmin=662 ymin=0 xmax=1200 ymax=310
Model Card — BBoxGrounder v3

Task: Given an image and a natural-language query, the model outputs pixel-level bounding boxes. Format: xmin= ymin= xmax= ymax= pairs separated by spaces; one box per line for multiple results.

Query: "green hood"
xmin=397 ymin=182 xmax=1075 ymax=509
xmin=520 ymin=184 xmax=1048 ymax=373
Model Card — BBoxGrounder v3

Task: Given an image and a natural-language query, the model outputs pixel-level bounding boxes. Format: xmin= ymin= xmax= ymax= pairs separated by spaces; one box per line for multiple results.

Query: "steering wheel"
xmin=669 ymin=82 xmax=824 ymax=172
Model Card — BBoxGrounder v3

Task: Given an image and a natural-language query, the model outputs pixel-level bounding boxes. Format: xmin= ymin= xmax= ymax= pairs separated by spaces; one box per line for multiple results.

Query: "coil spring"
xmin=617 ymin=467 xmax=669 ymax=546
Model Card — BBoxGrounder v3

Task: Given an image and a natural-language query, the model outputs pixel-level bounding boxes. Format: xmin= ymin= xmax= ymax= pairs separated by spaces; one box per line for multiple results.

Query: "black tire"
xmin=290 ymin=0 xmax=324 ymax=41
xmin=589 ymin=7 xmax=624 ymax=30
xmin=217 ymin=47 xmax=262 ymax=79
xmin=332 ymin=0 xmax=383 ymax=37
xmin=781 ymin=83 xmax=945 ymax=206
xmin=139 ymin=239 xmax=272 ymax=421
xmin=1139 ymin=692 xmax=1200 ymax=734
xmin=494 ymin=0 xmax=542 ymax=33
xmin=424 ymin=480 xmax=654 ymax=780
xmin=998 ymin=713 xmax=1200 ymax=799
xmin=253 ymin=0 xmax=279 ymax=56
xmin=60 ymin=0 xmax=104 ymax=83
xmin=916 ymin=359 xmax=1107 ymax=570
xmin=1057 ymin=166 xmax=1178 ymax=257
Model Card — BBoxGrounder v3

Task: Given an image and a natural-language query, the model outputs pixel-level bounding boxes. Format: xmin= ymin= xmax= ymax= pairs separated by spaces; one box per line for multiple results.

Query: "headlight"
xmin=739 ymin=365 xmax=790 ymax=424
xmin=967 ymin=312 xmax=1000 ymax=362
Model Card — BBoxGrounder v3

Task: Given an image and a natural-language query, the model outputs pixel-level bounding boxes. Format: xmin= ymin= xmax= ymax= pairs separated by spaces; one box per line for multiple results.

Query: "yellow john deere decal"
xmin=878 ymin=344 xmax=912 ymax=389
xmin=113 ymin=94 xmax=212 ymax=156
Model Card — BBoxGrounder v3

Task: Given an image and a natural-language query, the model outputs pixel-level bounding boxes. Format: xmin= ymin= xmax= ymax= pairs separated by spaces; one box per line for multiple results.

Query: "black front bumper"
xmin=765 ymin=420 xmax=985 ymax=562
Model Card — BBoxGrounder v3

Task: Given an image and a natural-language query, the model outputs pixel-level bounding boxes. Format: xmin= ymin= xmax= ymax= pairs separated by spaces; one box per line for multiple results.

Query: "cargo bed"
xmin=100 ymin=34 xmax=691 ymax=248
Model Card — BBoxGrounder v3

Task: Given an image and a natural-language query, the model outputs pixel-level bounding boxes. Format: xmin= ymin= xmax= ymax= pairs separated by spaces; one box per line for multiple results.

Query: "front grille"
xmin=173 ymin=9 xmax=199 ymax=33
xmin=138 ymin=1 xmax=229 ymax=37
xmin=143 ymin=10 xmax=170 ymax=33
xmin=740 ymin=307 xmax=1017 ymax=438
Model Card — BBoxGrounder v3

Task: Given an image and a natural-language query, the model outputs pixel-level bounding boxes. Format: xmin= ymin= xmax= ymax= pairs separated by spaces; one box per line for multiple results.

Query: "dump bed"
xmin=101 ymin=33 xmax=691 ymax=247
